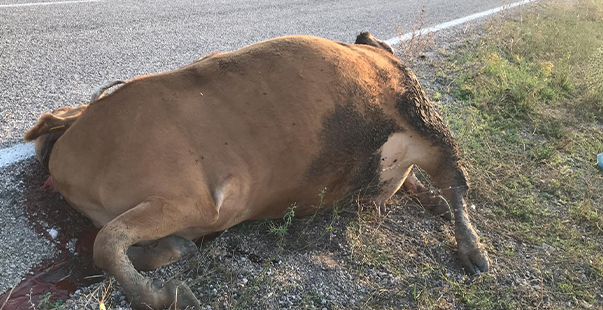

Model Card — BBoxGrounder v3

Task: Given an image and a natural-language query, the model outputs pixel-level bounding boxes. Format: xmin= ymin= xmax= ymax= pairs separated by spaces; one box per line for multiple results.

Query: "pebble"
xmin=48 ymin=228 xmax=59 ymax=239
xmin=0 ymin=162 xmax=57 ymax=293
xmin=542 ymin=243 xmax=556 ymax=252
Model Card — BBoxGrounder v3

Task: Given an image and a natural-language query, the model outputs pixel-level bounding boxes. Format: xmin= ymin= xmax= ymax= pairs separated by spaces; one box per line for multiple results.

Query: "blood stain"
xmin=0 ymin=162 xmax=101 ymax=310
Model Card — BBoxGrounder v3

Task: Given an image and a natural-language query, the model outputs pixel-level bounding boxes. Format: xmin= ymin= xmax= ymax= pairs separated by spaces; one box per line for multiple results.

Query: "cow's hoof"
xmin=169 ymin=236 xmax=198 ymax=259
xmin=457 ymin=242 xmax=490 ymax=274
xmin=128 ymin=236 xmax=198 ymax=271
xmin=129 ymin=279 xmax=200 ymax=310
xmin=162 ymin=279 xmax=201 ymax=310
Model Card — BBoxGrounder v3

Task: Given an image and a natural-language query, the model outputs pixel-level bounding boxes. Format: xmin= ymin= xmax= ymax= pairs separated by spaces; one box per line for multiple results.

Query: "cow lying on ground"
xmin=24 ymin=32 xmax=489 ymax=309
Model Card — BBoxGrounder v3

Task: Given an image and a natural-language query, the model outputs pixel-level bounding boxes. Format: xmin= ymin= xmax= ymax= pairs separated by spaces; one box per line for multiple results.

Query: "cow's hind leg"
xmin=422 ymin=162 xmax=490 ymax=274
xmin=402 ymin=172 xmax=452 ymax=220
xmin=127 ymin=235 xmax=198 ymax=271
xmin=94 ymin=196 xmax=210 ymax=310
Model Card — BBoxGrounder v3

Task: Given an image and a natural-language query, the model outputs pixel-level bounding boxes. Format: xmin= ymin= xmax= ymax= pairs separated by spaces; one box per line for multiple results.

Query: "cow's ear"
xmin=23 ymin=111 xmax=82 ymax=141
xmin=24 ymin=113 xmax=66 ymax=141
xmin=24 ymin=105 xmax=88 ymax=141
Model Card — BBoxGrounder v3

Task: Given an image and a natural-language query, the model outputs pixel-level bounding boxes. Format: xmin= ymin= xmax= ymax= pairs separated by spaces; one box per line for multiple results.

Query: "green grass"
xmin=268 ymin=206 xmax=297 ymax=238
xmin=432 ymin=0 xmax=603 ymax=308
xmin=37 ymin=292 xmax=64 ymax=310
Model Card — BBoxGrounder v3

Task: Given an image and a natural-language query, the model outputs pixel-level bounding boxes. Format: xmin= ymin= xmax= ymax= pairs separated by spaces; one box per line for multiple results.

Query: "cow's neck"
xmin=40 ymin=131 xmax=63 ymax=170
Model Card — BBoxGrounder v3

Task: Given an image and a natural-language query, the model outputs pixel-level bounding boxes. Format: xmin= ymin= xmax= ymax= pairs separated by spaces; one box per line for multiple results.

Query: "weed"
xmin=395 ymin=5 xmax=435 ymax=64
xmin=301 ymin=289 xmax=322 ymax=307
xmin=37 ymin=292 xmax=63 ymax=310
xmin=268 ymin=205 xmax=296 ymax=238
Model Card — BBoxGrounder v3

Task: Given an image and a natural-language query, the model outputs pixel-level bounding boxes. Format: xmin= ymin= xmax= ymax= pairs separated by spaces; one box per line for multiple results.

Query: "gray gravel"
xmin=0 ymin=160 xmax=56 ymax=294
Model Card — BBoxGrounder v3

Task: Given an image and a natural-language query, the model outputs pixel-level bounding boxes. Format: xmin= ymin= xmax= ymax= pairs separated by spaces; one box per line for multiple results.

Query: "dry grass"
xmin=394 ymin=6 xmax=435 ymax=64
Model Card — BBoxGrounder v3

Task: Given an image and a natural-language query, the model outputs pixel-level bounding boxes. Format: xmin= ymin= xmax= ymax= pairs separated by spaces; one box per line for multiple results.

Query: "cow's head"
xmin=24 ymin=104 xmax=88 ymax=169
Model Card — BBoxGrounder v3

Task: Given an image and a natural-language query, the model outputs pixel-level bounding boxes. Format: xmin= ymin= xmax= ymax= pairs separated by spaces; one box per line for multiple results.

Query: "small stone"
xmin=581 ymin=300 xmax=593 ymax=309
xmin=542 ymin=243 xmax=556 ymax=252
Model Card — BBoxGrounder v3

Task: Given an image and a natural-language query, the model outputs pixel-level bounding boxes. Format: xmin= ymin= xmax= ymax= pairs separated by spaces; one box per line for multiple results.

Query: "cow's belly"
xmin=376 ymin=132 xmax=414 ymax=202
xmin=54 ymin=181 xmax=116 ymax=228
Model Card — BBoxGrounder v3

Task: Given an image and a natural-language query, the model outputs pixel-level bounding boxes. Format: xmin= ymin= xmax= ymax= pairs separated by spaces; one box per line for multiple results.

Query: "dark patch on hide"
xmin=375 ymin=67 xmax=391 ymax=84
xmin=218 ymin=58 xmax=243 ymax=74
xmin=308 ymin=100 xmax=399 ymax=200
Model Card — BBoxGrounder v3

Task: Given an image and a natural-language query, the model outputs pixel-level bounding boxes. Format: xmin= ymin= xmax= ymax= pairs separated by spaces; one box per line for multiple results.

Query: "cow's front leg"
xmin=94 ymin=196 xmax=211 ymax=310
xmin=127 ymin=235 xmax=198 ymax=271
xmin=402 ymin=172 xmax=452 ymax=220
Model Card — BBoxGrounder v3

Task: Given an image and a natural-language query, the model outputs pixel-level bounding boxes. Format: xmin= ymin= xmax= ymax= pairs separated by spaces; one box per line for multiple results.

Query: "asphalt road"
xmin=0 ymin=0 xmax=513 ymax=147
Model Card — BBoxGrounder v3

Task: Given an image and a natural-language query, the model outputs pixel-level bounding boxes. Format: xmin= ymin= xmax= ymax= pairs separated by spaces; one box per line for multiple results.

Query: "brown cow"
xmin=24 ymin=33 xmax=488 ymax=309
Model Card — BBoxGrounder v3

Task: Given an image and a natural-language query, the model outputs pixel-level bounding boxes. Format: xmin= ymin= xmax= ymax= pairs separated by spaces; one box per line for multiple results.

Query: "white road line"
xmin=0 ymin=143 xmax=35 ymax=169
xmin=0 ymin=0 xmax=539 ymax=168
xmin=0 ymin=0 xmax=101 ymax=8
xmin=384 ymin=0 xmax=539 ymax=46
